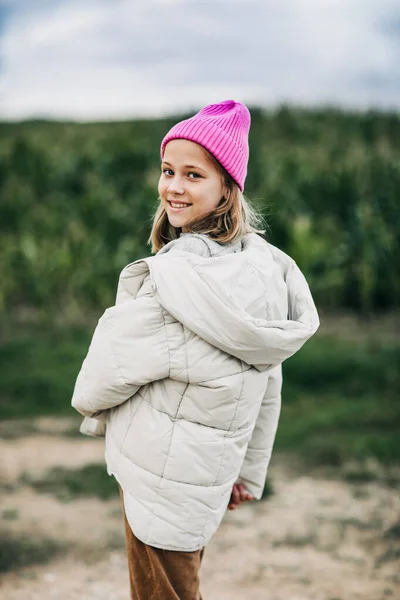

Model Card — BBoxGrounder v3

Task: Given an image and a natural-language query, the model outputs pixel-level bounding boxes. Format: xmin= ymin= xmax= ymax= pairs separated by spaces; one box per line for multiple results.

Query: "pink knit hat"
xmin=160 ymin=99 xmax=251 ymax=192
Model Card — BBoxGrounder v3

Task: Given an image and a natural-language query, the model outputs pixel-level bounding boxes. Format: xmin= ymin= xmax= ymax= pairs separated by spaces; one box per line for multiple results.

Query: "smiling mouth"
xmin=167 ymin=200 xmax=192 ymax=209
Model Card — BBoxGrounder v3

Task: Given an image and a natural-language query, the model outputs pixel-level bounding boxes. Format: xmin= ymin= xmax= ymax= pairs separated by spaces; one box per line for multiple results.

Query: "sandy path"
xmin=0 ymin=419 xmax=399 ymax=599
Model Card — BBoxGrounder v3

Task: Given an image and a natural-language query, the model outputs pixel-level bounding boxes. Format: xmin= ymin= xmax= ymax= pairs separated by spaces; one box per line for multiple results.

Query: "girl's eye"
xmin=161 ymin=168 xmax=201 ymax=179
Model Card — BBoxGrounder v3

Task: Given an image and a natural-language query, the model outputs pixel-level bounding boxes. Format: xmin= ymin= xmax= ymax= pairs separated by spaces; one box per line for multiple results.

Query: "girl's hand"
xmin=227 ymin=481 xmax=254 ymax=510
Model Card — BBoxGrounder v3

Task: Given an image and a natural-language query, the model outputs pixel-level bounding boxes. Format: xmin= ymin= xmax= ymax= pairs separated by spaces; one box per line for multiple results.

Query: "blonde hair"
xmin=148 ymin=144 xmax=266 ymax=254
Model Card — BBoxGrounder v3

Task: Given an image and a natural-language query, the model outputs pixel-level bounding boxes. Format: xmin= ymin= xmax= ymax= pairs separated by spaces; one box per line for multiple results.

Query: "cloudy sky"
xmin=0 ymin=0 xmax=399 ymax=120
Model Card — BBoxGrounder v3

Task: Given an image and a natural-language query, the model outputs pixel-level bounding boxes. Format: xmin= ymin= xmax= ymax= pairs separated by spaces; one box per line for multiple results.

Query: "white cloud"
xmin=0 ymin=0 xmax=399 ymax=120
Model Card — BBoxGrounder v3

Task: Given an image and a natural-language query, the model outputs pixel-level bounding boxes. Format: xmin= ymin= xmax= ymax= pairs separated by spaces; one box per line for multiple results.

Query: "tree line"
xmin=0 ymin=105 xmax=399 ymax=323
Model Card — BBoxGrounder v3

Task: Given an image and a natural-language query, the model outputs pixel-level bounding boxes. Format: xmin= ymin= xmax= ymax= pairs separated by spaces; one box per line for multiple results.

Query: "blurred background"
xmin=0 ymin=1 xmax=399 ymax=599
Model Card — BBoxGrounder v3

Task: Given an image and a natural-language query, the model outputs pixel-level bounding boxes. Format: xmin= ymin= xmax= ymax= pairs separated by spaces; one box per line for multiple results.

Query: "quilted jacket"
xmin=71 ymin=232 xmax=319 ymax=551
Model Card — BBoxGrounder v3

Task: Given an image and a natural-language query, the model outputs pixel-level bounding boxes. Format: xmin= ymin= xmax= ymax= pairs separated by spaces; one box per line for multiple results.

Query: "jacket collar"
xmin=157 ymin=232 xmax=243 ymax=258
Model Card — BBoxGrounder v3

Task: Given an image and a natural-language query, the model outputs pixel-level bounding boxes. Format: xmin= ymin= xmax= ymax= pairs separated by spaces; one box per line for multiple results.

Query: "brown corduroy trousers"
xmin=118 ymin=484 xmax=205 ymax=600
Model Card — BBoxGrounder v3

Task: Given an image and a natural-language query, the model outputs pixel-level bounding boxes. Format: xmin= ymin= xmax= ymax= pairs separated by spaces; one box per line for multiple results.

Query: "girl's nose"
xmin=167 ymin=176 xmax=185 ymax=195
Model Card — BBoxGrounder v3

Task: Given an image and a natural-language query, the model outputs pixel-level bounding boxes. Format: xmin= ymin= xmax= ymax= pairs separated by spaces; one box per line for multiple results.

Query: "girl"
xmin=71 ymin=99 xmax=320 ymax=600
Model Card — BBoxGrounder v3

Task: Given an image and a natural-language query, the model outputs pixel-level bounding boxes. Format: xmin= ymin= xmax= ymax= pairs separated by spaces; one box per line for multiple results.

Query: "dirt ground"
xmin=0 ymin=417 xmax=399 ymax=600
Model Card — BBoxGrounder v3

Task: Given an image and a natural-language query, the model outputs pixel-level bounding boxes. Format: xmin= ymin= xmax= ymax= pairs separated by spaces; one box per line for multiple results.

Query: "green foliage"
xmin=0 ymin=106 xmax=399 ymax=320
xmin=0 ymin=107 xmax=399 ymax=476
xmin=261 ymin=478 xmax=274 ymax=500
xmin=22 ymin=463 xmax=118 ymax=501
xmin=1 ymin=509 xmax=19 ymax=521
xmin=282 ymin=337 xmax=400 ymax=397
xmin=0 ymin=324 xmax=91 ymax=419
xmin=385 ymin=522 xmax=400 ymax=539
xmin=0 ymin=530 xmax=65 ymax=573
xmin=1 ymin=323 xmax=398 ymax=468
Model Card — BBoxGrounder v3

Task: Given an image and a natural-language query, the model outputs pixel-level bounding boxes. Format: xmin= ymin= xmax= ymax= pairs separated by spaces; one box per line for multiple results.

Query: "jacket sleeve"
xmin=236 ymin=364 xmax=282 ymax=499
xmin=71 ymin=294 xmax=170 ymax=417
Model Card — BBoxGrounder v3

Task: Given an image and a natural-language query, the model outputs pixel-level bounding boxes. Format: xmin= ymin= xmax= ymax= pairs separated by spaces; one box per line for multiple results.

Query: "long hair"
xmin=148 ymin=145 xmax=266 ymax=254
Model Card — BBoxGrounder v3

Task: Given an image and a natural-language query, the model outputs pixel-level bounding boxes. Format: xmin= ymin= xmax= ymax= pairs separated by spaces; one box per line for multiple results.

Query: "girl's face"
xmin=158 ymin=139 xmax=227 ymax=232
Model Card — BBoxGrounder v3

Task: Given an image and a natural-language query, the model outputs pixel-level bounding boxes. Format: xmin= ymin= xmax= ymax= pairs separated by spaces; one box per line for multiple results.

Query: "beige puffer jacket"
xmin=71 ymin=232 xmax=319 ymax=551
